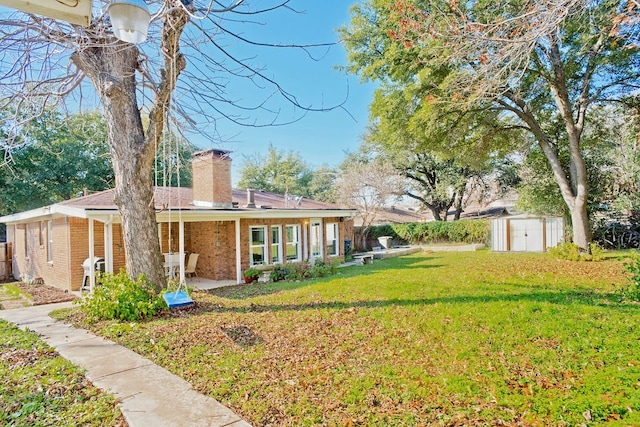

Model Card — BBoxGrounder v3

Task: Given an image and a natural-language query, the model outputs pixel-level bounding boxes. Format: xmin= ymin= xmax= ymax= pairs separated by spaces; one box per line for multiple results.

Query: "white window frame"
xmin=326 ymin=222 xmax=339 ymax=257
xmin=270 ymin=225 xmax=283 ymax=264
xmin=309 ymin=218 xmax=323 ymax=260
xmin=47 ymin=220 xmax=54 ymax=263
xmin=285 ymin=224 xmax=301 ymax=262
xmin=249 ymin=225 xmax=268 ymax=266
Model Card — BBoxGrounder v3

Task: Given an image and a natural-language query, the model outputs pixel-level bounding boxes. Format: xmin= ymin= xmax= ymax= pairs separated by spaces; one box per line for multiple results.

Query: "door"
xmin=510 ymin=219 xmax=544 ymax=252
xmin=309 ymin=219 xmax=323 ymax=261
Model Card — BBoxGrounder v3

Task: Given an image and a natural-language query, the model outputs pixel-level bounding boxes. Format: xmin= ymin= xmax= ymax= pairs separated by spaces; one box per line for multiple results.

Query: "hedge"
xmin=367 ymin=220 xmax=489 ymax=245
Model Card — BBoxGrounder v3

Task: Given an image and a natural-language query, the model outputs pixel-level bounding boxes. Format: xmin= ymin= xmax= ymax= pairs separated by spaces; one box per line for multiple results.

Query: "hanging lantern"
xmin=108 ymin=0 xmax=150 ymax=44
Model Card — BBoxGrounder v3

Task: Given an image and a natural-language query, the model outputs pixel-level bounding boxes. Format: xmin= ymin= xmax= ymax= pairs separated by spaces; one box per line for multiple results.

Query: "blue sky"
xmin=184 ymin=2 xmax=376 ymax=180
xmin=0 ymin=2 xmax=375 ymax=182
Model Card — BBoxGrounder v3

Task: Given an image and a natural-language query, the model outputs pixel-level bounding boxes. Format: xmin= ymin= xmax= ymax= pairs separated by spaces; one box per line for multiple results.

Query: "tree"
xmin=334 ymin=153 xmax=405 ymax=249
xmin=342 ymin=0 xmax=640 ymax=250
xmin=0 ymin=1 xmax=339 ymax=290
xmin=364 ymin=91 xmax=517 ymax=221
xmin=0 ymin=111 xmax=114 ymax=215
xmin=0 ymin=109 xmax=196 ymax=218
xmin=238 ymin=143 xmax=314 ymax=196
xmin=517 ymin=103 xmax=640 ymax=216
xmin=237 ymin=144 xmax=340 ymax=202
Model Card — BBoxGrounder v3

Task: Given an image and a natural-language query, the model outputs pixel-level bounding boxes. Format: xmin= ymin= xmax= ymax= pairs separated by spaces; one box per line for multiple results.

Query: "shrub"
xmin=549 ymin=242 xmax=581 ymax=261
xmin=548 ymin=242 xmax=604 ymax=262
xmin=269 ymin=259 xmax=339 ymax=282
xmin=368 ymin=224 xmax=398 ymax=239
xmin=389 ymin=220 xmax=489 ymax=245
xmin=269 ymin=264 xmax=290 ymax=282
xmin=76 ymin=270 xmax=164 ymax=321
xmin=309 ymin=259 xmax=338 ymax=278
xmin=620 ymin=252 xmax=640 ymax=302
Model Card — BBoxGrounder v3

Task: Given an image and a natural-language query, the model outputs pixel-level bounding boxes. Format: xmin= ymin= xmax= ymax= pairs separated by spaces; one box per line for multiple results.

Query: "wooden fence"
xmin=0 ymin=242 xmax=12 ymax=281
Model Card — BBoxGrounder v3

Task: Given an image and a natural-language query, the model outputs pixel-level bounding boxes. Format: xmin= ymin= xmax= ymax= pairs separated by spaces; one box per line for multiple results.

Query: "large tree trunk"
xmin=71 ymin=4 xmax=190 ymax=293
xmin=72 ymin=44 xmax=166 ymax=290
xmin=569 ymin=198 xmax=591 ymax=249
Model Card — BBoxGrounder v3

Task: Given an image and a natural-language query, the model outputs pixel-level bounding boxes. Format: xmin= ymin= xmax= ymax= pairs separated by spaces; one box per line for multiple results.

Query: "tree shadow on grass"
xmin=200 ymin=285 xmax=638 ymax=315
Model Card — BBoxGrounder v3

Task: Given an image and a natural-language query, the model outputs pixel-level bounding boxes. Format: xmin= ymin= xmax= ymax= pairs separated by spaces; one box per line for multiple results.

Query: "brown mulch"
xmin=16 ymin=283 xmax=77 ymax=306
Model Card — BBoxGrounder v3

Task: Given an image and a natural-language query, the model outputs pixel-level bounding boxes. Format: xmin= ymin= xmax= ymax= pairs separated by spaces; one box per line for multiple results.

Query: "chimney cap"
xmin=193 ymin=148 xmax=232 ymax=159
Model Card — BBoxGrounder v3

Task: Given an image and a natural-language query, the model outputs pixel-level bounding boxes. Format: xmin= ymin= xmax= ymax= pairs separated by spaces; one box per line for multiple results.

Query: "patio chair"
xmin=184 ymin=253 xmax=199 ymax=281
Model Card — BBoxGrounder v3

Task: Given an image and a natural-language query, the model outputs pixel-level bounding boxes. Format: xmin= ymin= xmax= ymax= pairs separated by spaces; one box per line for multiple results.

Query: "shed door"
xmin=510 ymin=219 xmax=544 ymax=252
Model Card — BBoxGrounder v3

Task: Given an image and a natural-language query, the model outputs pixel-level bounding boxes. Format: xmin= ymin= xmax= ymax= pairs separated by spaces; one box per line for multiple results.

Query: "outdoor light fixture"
xmin=108 ymin=0 xmax=150 ymax=44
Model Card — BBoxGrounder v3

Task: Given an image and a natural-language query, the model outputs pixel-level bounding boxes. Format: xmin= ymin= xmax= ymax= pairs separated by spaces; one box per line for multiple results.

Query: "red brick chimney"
xmin=191 ymin=149 xmax=233 ymax=208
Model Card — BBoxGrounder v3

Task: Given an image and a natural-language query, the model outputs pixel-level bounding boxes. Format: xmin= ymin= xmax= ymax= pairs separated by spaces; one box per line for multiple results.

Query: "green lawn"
xmin=0 ymin=320 xmax=124 ymax=426
xmin=58 ymin=250 xmax=640 ymax=426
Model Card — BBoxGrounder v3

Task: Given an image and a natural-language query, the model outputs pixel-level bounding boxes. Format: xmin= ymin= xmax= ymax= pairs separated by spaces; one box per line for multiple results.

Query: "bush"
xmin=76 ymin=270 xmax=164 ymax=321
xmin=620 ymin=252 xmax=640 ymax=302
xmin=389 ymin=220 xmax=489 ymax=245
xmin=548 ymin=242 xmax=604 ymax=262
xmin=549 ymin=242 xmax=581 ymax=261
xmin=368 ymin=224 xmax=398 ymax=239
xmin=269 ymin=259 xmax=339 ymax=282
xmin=309 ymin=259 xmax=338 ymax=278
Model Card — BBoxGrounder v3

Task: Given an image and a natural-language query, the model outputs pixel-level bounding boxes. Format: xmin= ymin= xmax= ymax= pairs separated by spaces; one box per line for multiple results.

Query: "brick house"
xmin=0 ymin=149 xmax=356 ymax=291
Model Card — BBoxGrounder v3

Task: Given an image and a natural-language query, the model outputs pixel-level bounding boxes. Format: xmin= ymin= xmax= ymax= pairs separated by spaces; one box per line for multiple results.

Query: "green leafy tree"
xmin=364 ymin=91 xmax=518 ymax=220
xmin=308 ymin=165 xmax=338 ymax=203
xmin=238 ymin=144 xmax=314 ymax=197
xmin=518 ymin=103 xmax=640 ymax=216
xmin=342 ymin=0 xmax=640 ymax=250
xmin=0 ymin=111 xmax=114 ymax=215
xmin=0 ymin=110 xmax=196 ymax=217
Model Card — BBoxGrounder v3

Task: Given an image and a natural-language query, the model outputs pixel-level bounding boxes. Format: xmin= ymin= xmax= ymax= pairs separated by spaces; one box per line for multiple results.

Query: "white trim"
xmin=249 ymin=225 xmax=268 ymax=266
xmin=235 ymin=219 xmax=242 ymax=283
xmin=1 ymin=205 xmax=356 ymax=225
xmin=104 ymin=220 xmax=114 ymax=273
xmin=88 ymin=218 xmax=95 ymax=293
xmin=309 ymin=218 xmax=323 ymax=261
xmin=270 ymin=225 xmax=283 ymax=264
xmin=178 ymin=220 xmax=185 ymax=283
xmin=285 ymin=224 xmax=302 ymax=262
xmin=325 ymin=222 xmax=339 ymax=257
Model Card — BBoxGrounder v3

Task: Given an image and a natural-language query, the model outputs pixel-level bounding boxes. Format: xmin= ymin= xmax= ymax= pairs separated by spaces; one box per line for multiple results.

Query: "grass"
xmin=0 ymin=320 xmax=125 ymax=426
xmin=0 ymin=282 xmax=32 ymax=308
xmin=56 ymin=250 xmax=640 ymax=426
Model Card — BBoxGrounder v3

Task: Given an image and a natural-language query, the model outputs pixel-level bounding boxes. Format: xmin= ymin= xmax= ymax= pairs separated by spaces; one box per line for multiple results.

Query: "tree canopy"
xmin=0 ymin=111 xmax=113 ymax=215
xmin=342 ymin=0 xmax=640 ymax=249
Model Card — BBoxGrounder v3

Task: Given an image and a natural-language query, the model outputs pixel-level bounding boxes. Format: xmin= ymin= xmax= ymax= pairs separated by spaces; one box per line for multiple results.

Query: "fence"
xmin=0 ymin=242 xmax=12 ymax=281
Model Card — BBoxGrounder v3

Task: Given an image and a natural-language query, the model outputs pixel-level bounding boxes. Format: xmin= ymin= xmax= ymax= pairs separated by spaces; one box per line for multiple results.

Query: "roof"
xmin=59 ymin=187 xmax=341 ymax=211
xmin=0 ymin=187 xmax=355 ymax=224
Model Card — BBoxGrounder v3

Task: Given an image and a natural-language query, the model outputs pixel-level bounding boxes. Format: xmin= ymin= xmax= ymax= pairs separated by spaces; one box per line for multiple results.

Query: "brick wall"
xmin=190 ymin=221 xmax=236 ymax=280
xmin=6 ymin=215 xmax=354 ymax=286
xmin=192 ymin=150 xmax=232 ymax=207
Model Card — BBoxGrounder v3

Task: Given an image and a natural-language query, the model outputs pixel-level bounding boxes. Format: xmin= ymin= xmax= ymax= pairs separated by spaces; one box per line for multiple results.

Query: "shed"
xmin=491 ymin=215 xmax=564 ymax=252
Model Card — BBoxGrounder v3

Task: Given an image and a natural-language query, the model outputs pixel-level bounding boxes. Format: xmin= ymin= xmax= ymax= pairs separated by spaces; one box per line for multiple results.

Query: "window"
xmin=47 ymin=220 xmax=54 ymax=263
xmin=249 ymin=226 xmax=267 ymax=266
xmin=326 ymin=223 xmax=339 ymax=256
xmin=271 ymin=226 xmax=282 ymax=264
xmin=310 ymin=219 xmax=323 ymax=259
xmin=285 ymin=225 xmax=301 ymax=262
xmin=39 ymin=221 xmax=45 ymax=246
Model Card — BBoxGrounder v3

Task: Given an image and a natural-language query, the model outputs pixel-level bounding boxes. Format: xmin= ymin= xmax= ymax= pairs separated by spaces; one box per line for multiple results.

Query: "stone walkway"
xmin=0 ymin=302 xmax=251 ymax=427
